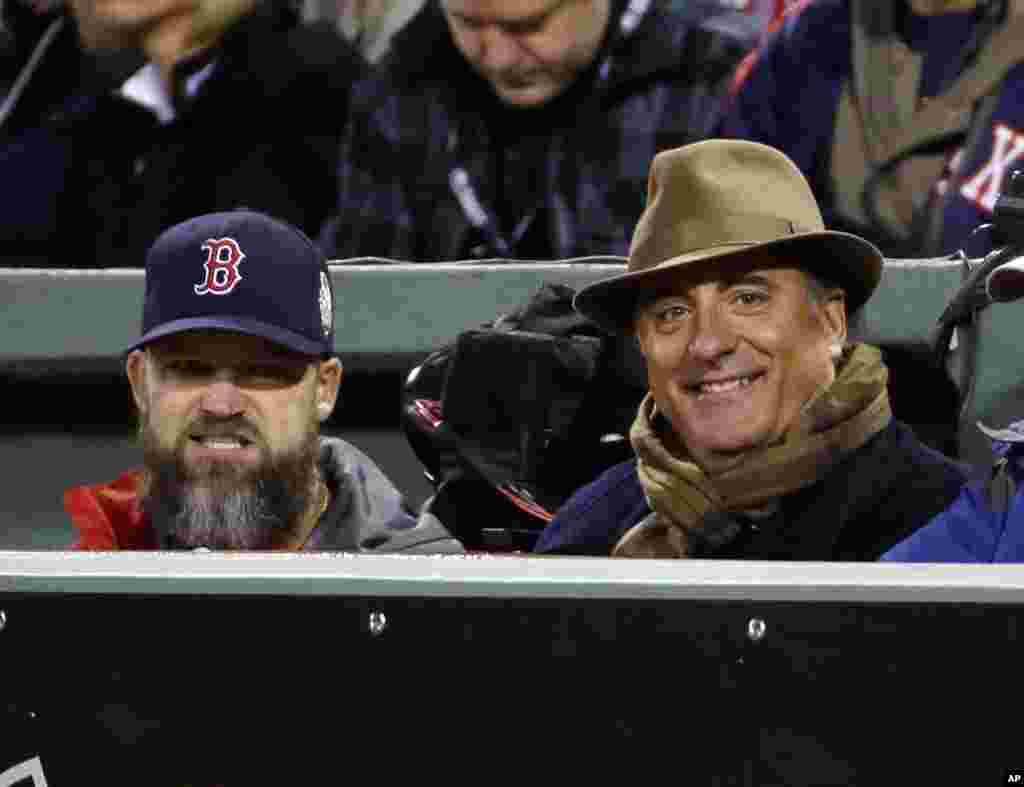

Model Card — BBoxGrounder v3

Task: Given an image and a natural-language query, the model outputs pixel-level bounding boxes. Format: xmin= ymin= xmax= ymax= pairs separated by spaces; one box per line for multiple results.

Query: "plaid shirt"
xmin=319 ymin=0 xmax=756 ymax=262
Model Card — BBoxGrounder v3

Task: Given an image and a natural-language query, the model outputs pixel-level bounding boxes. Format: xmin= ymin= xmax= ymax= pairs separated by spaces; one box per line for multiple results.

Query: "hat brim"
xmin=574 ymin=230 xmax=883 ymax=335
xmin=126 ymin=316 xmax=332 ymax=357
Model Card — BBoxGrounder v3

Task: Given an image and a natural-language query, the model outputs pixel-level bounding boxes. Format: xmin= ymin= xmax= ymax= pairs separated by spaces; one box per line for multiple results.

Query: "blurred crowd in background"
xmin=1 ymin=0 xmax=1021 ymax=268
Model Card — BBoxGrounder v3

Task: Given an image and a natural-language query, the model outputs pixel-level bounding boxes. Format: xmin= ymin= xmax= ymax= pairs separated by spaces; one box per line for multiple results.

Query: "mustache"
xmin=183 ymin=415 xmax=263 ymax=447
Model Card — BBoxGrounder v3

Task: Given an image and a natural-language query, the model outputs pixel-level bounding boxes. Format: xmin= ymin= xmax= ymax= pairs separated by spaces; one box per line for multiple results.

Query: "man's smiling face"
xmin=634 ymin=263 xmax=847 ymax=475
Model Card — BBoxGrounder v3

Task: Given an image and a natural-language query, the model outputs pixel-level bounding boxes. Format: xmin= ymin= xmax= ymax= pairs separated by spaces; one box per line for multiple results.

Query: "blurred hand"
xmin=69 ymin=0 xmax=258 ymax=54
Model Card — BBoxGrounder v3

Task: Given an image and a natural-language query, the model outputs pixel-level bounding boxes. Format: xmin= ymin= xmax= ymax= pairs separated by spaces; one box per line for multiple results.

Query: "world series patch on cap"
xmin=129 ymin=210 xmax=335 ymax=356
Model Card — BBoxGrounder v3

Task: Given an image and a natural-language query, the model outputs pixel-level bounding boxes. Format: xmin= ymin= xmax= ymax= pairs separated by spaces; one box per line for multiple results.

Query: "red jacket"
xmin=64 ymin=470 xmax=159 ymax=550
xmin=63 ymin=438 xmax=462 ymax=553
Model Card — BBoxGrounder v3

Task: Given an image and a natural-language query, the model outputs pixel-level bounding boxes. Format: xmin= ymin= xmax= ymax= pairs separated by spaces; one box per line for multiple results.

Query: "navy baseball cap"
xmin=129 ymin=211 xmax=335 ymax=357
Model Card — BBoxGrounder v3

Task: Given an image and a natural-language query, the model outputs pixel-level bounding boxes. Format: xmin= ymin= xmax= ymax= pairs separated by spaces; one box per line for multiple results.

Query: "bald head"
xmin=442 ymin=0 xmax=611 ymax=107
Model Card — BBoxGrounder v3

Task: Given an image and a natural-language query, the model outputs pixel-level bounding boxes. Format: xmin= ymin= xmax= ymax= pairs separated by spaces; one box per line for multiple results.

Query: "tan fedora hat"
xmin=574 ymin=139 xmax=884 ymax=334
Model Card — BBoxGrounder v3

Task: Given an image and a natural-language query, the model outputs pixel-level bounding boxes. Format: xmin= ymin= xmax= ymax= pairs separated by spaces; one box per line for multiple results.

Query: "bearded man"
xmin=65 ymin=210 xmax=460 ymax=553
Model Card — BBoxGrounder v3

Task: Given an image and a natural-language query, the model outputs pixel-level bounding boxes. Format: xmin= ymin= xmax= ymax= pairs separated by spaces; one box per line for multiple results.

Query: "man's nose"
xmin=478 ymin=26 xmax=523 ymax=72
xmin=687 ymin=305 xmax=738 ymax=363
xmin=199 ymin=379 xmax=246 ymax=417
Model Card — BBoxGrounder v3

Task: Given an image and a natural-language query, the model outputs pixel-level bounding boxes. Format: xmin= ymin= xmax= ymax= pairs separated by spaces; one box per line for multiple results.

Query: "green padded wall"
xmin=0 ymin=258 xmax=966 ymax=363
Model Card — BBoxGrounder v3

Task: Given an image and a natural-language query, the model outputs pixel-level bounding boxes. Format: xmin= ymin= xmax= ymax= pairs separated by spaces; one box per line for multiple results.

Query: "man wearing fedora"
xmin=65 ymin=210 xmax=461 ymax=553
xmin=533 ymin=139 xmax=968 ymax=559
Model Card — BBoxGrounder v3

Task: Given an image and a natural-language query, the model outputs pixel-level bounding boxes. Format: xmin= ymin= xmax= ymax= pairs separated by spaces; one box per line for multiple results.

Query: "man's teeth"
xmin=695 ymin=375 xmax=758 ymax=396
xmin=198 ymin=437 xmax=245 ymax=449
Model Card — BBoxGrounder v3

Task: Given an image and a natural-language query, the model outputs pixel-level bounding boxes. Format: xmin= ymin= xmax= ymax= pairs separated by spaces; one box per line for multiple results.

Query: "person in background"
xmin=1 ymin=0 xmax=137 ymax=137
xmin=65 ymin=209 xmax=461 ymax=553
xmin=882 ymin=418 xmax=1024 ymax=561
xmin=533 ymin=139 xmax=968 ymax=558
xmin=317 ymin=0 xmax=790 ymax=62
xmin=0 ymin=0 xmax=143 ymax=260
xmin=719 ymin=0 xmax=1024 ymax=258
xmin=318 ymin=0 xmax=757 ymax=261
xmin=0 ymin=0 xmax=364 ymax=268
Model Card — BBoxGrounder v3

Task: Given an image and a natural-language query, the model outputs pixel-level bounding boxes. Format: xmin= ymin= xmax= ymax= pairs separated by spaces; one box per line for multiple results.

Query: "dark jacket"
xmin=718 ymin=0 xmax=1024 ymax=257
xmin=66 ymin=437 xmax=462 ymax=553
xmin=0 ymin=2 xmax=363 ymax=268
xmin=0 ymin=8 xmax=142 ymax=139
xmin=883 ymin=421 xmax=1024 ymax=562
xmin=318 ymin=0 xmax=756 ymax=261
xmin=0 ymin=12 xmax=141 ymax=265
xmin=534 ymin=419 xmax=969 ymax=558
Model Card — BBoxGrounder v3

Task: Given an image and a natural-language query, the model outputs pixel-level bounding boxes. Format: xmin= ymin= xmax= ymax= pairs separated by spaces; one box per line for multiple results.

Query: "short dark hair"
xmin=805 ymin=270 xmax=843 ymax=306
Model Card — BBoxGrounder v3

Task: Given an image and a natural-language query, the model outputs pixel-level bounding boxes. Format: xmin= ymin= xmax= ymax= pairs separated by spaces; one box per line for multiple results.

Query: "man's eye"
xmin=656 ymin=305 xmax=688 ymax=322
xmin=734 ymin=291 xmax=768 ymax=307
xmin=454 ymin=15 xmax=484 ymax=31
xmin=504 ymin=19 xmax=546 ymax=35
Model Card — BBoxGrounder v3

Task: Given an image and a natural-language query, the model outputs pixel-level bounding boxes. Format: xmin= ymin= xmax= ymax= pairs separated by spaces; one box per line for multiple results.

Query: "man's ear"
xmin=125 ymin=350 xmax=149 ymax=417
xmin=820 ymin=290 xmax=848 ymax=349
xmin=316 ymin=358 xmax=343 ymax=422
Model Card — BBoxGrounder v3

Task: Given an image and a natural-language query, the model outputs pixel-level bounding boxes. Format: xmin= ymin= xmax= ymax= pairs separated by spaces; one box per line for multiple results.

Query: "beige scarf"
xmin=614 ymin=343 xmax=893 ymax=558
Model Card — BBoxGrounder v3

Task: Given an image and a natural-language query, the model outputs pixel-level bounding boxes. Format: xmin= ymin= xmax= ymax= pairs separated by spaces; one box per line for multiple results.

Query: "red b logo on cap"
xmin=194 ymin=237 xmax=245 ymax=295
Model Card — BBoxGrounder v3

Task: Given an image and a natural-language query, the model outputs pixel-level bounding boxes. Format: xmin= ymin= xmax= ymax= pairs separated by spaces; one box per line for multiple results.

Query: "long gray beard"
xmin=140 ymin=419 xmax=320 ymax=551
xmin=150 ymin=478 xmax=303 ymax=551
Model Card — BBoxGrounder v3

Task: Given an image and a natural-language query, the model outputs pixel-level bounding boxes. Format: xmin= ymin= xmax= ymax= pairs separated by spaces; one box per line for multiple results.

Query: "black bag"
xmin=401 ymin=283 xmax=647 ymax=551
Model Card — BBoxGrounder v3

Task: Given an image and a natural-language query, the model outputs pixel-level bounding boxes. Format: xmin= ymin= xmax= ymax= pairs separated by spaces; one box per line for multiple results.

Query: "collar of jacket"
xmin=674 ymin=421 xmax=908 ymax=560
xmin=385 ymin=0 xmax=753 ymax=98
xmin=771 ymin=419 xmax=925 ymax=559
